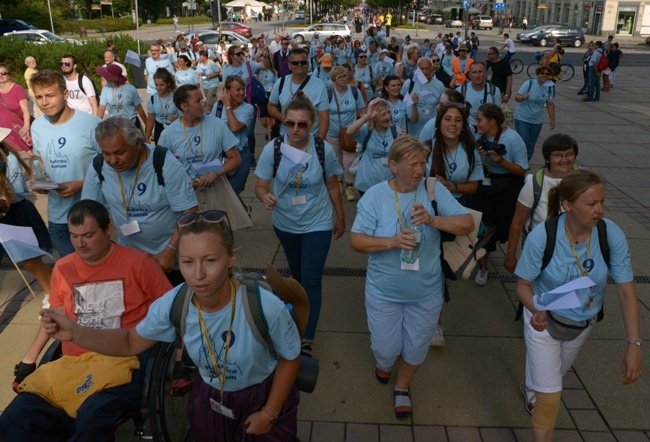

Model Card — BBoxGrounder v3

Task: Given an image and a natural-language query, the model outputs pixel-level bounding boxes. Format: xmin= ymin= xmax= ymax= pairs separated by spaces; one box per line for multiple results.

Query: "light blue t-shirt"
xmin=440 ymin=53 xmax=456 ymax=77
xmin=313 ymin=66 xmax=333 ymax=92
xmin=147 ymin=93 xmax=182 ymax=125
xmin=158 ymin=116 xmax=239 ymax=179
xmin=419 ymin=118 xmax=435 ymax=143
xmin=457 ymin=82 xmax=502 ymax=129
xmin=367 ymin=50 xmax=380 ymax=67
xmin=99 ymin=84 xmax=143 ymax=119
xmin=222 ymin=61 xmax=261 ymax=83
xmin=515 ymin=215 xmax=633 ymax=322
xmin=388 ymin=98 xmax=412 ymax=132
xmin=268 ymin=74 xmax=329 ymax=137
xmin=515 ymin=79 xmax=555 ymax=124
xmin=327 ymin=86 xmax=365 ymax=138
xmin=175 ymin=68 xmax=199 ymax=86
xmin=354 ymin=65 xmax=374 ymax=102
xmin=428 ymin=141 xmax=484 ymax=198
xmin=257 ymin=69 xmax=277 ymax=93
xmin=332 ymin=47 xmax=347 ymax=66
xmin=352 ymin=179 xmax=468 ymax=303
xmin=81 ymin=146 xmax=198 ymax=255
xmin=209 ymin=101 xmax=255 ymax=151
xmin=6 ymin=153 xmax=28 ymax=201
xmin=255 ymin=134 xmax=344 ymax=234
xmin=145 ymin=56 xmax=175 ymax=95
xmin=31 ymin=110 xmax=101 ymax=223
xmin=136 ymin=284 xmax=300 ymax=391
xmin=373 ymin=60 xmax=395 ymax=78
xmin=401 ymin=77 xmax=444 ymax=137
xmin=196 ymin=60 xmax=220 ymax=89
xmin=353 ymin=124 xmax=401 ymax=192
xmin=477 ymin=128 xmax=529 ymax=175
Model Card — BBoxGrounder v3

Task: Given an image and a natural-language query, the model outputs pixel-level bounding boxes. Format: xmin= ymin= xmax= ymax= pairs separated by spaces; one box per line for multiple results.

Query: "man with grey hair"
xmin=400 ymin=57 xmax=444 ymax=137
xmin=144 ymin=43 xmax=175 ymax=96
xmin=81 ymin=116 xmax=198 ymax=285
xmin=102 ymin=50 xmax=127 ymax=79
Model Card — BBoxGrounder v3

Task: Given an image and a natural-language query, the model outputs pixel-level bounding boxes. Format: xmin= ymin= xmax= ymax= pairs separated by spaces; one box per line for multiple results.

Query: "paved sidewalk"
xmin=0 ymin=64 xmax=648 ymax=441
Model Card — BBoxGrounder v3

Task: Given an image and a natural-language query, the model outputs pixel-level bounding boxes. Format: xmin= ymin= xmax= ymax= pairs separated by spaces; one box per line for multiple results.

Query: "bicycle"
xmin=509 ymin=57 xmax=524 ymax=74
xmin=526 ymin=61 xmax=574 ymax=82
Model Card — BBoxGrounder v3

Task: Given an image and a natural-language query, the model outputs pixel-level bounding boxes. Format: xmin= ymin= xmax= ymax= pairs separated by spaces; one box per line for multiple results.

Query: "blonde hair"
xmin=330 ymin=66 xmax=347 ymax=82
xmin=388 ymin=135 xmax=431 ymax=165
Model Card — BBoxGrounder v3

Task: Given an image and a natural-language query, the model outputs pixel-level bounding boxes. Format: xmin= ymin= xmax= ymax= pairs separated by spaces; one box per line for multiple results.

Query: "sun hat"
xmin=95 ymin=64 xmax=127 ymax=85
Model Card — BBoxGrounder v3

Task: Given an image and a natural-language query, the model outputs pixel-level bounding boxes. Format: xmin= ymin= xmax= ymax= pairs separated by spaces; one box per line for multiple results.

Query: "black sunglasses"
xmin=235 ymin=52 xmax=244 ymax=57
xmin=290 ymin=60 xmax=308 ymax=66
xmin=285 ymin=120 xmax=310 ymax=129
xmin=358 ymin=55 xmax=367 ymax=59
xmin=60 ymin=62 xmax=72 ymax=67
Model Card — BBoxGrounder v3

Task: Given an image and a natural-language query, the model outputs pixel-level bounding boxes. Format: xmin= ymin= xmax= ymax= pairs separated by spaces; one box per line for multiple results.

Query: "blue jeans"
xmin=273 ymin=228 xmax=332 ymax=341
xmin=514 ymin=119 xmax=544 ymax=161
xmin=0 ymin=350 xmax=149 ymax=442
xmin=48 ymin=222 xmax=74 ymax=258
xmin=247 ymin=116 xmax=257 ymax=157
xmin=503 ymin=51 xmax=514 ymax=63
xmin=587 ymin=66 xmax=600 ymax=101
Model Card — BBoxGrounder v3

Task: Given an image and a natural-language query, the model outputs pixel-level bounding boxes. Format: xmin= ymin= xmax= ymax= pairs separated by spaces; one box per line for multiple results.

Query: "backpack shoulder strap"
xmin=314 ymin=136 xmax=326 ymax=181
xmin=460 ymin=82 xmax=467 ymax=96
xmin=169 ymin=283 xmax=193 ymax=349
xmin=240 ymin=279 xmax=276 ymax=356
xmin=408 ymin=80 xmax=415 ymax=95
xmin=351 ymin=86 xmax=359 ymax=101
xmin=361 ymin=129 xmax=373 ymax=154
xmin=272 ymin=136 xmax=283 ymax=178
xmin=152 ymin=146 xmax=167 ymax=186
xmin=526 ymin=167 xmax=545 ymax=231
xmin=150 ymin=95 xmax=155 ymax=107
xmin=216 ymin=100 xmax=224 ymax=118
xmin=78 ymin=72 xmax=87 ymax=96
xmin=327 ymin=88 xmax=333 ymax=103
xmin=526 ymin=79 xmax=534 ymax=94
xmin=92 ymin=153 xmax=105 ymax=182
xmin=390 ymin=125 xmax=397 ymax=139
xmin=541 ymin=215 xmax=560 ymax=272
xmin=597 ymin=219 xmax=609 ymax=267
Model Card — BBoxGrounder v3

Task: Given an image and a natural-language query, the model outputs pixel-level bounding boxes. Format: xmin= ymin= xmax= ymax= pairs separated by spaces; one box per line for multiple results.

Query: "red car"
xmin=211 ymin=22 xmax=252 ymax=38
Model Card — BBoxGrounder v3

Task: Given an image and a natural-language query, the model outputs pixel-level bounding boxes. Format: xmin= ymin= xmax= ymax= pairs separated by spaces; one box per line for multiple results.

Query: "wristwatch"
xmin=626 ymin=338 xmax=642 ymax=347
xmin=261 ymin=407 xmax=279 ymax=425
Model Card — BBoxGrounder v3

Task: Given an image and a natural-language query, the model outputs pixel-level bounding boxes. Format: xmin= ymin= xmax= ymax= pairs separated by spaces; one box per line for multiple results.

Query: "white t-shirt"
xmin=517 ymin=172 xmax=562 ymax=230
xmin=504 ymin=38 xmax=516 ymax=54
xmin=103 ymin=61 xmax=128 ymax=78
xmin=65 ymin=74 xmax=96 ymax=114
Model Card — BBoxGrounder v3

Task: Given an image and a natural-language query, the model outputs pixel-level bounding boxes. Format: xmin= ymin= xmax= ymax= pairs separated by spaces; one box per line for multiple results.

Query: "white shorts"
xmin=523 ymin=308 xmax=593 ymax=393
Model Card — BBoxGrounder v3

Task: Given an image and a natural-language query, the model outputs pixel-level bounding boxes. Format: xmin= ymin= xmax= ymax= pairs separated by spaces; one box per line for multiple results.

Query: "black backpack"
xmin=78 ymin=72 xmax=98 ymax=98
xmin=272 ymin=136 xmax=326 ymax=182
xmin=460 ymin=81 xmax=497 ymax=104
xmin=92 ymin=146 xmax=167 ymax=186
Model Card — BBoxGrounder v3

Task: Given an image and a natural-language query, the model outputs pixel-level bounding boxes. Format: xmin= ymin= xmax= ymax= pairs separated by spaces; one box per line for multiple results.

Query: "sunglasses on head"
xmin=177 ymin=210 xmax=233 ymax=238
xmin=60 ymin=62 xmax=72 ymax=67
xmin=441 ymin=100 xmax=466 ymax=109
xmin=285 ymin=120 xmax=310 ymax=129
xmin=290 ymin=60 xmax=308 ymax=66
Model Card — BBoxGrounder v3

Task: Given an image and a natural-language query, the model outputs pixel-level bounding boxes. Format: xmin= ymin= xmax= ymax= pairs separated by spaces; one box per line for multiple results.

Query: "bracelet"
xmin=226 ymin=106 xmax=232 ymax=110
xmin=260 ymin=406 xmax=278 ymax=424
xmin=165 ymin=243 xmax=177 ymax=253
xmin=626 ymin=338 xmax=642 ymax=347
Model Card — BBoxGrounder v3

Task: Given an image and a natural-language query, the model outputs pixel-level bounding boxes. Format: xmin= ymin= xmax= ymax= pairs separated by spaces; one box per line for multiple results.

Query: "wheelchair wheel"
xmin=509 ymin=58 xmax=524 ymax=75
xmin=148 ymin=342 xmax=193 ymax=442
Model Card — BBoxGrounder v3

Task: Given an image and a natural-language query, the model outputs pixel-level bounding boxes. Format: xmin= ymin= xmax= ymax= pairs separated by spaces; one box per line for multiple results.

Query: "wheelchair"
xmin=39 ymin=340 xmax=193 ymax=442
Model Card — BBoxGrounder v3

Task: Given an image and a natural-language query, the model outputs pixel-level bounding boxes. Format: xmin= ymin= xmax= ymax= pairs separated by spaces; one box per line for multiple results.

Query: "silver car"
xmin=194 ymin=30 xmax=251 ymax=57
xmin=3 ymin=29 xmax=83 ymax=45
xmin=286 ymin=23 xmax=351 ymax=43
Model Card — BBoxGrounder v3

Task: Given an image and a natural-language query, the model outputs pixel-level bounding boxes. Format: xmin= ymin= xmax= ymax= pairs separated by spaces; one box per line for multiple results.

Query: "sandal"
xmin=375 ymin=367 xmax=390 ymax=384
xmin=393 ymin=388 xmax=412 ymax=420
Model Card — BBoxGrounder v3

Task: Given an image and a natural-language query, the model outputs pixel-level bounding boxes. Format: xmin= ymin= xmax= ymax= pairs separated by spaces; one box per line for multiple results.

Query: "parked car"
xmin=517 ymin=25 xmax=555 ymax=42
xmin=295 ymin=11 xmax=305 ymax=20
xmin=194 ymin=30 xmax=251 ymax=57
xmin=520 ymin=25 xmax=585 ymax=47
xmin=445 ymin=19 xmax=464 ymax=28
xmin=211 ymin=21 xmax=252 ymax=38
xmin=0 ymin=19 xmax=36 ymax=36
xmin=471 ymin=15 xmax=493 ymax=30
xmin=3 ymin=29 xmax=83 ymax=45
xmin=428 ymin=14 xmax=444 ymax=25
xmin=286 ymin=23 xmax=351 ymax=43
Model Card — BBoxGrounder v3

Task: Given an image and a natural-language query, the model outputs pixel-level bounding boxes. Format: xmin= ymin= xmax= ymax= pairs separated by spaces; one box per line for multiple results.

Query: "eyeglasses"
xmin=281 ymin=41 xmax=289 ymax=45
xmin=0 ymin=72 xmax=8 ymax=76
xmin=177 ymin=210 xmax=233 ymax=238
xmin=431 ymin=58 xmax=440 ymax=62
xmin=285 ymin=120 xmax=310 ymax=129
xmin=235 ymin=52 xmax=244 ymax=57
xmin=440 ymin=100 xmax=466 ymax=109
xmin=290 ymin=60 xmax=308 ymax=66
xmin=60 ymin=62 xmax=72 ymax=67
xmin=539 ymin=71 xmax=551 ymax=76
xmin=358 ymin=55 xmax=367 ymax=59
xmin=550 ymin=152 xmax=576 ymax=160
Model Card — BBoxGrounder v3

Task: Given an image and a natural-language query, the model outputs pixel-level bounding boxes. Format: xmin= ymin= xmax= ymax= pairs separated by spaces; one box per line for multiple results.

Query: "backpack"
xmin=169 ymin=272 xmax=319 ymax=393
xmin=327 ymin=86 xmax=359 ymax=103
xmin=92 ymin=146 xmax=167 ymax=186
xmin=460 ymin=81 xmax=497 ymax=104
xmin=514 ymin=216 xmax=609 ymax=322
xmin=78 ymin=72 xmax=98 ymax=98
xmin=245 ymin=61 xmax=267 ymax=112
xmin=596 ymin=49 xmax=609 ymax=71
xmin=272 ymin=136 xmax=326 ymax=182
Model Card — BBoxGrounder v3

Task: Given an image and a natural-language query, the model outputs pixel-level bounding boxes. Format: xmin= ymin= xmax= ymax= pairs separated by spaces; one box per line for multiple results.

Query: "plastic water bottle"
xmin=400 ymin=214 xmax=423 ymax=264
xmin=12 ymin=124 xmax=32 ymax=147
xmin=31 ymin=159 xmax=49 ymax=181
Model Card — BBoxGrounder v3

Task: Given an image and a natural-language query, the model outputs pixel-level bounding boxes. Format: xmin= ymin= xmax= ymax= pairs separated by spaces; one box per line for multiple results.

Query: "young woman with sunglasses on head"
xmin=40 ymin=210 xmax=302 ymax=441
xmin=222 ymin=46 xmax=261 ymax=84
xmin=255 ymin=92 xmax=345 ymax=358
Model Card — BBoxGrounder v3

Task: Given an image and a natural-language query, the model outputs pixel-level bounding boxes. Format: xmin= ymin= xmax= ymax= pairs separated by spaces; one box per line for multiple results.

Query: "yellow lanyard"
xmin=111 ymin=86 xmax=123 ymax=114
xmin=116 ymin=149 xmax=144 ymax=218
xmin=182 ymin=119 xmax=204 ymax=160
xmin=565 ymin=220 xmax=591 ymax=277
xmin=393 ymin=181 xmax=418 ymax=231
xmin=195 ymin=280 xmax=236 ymax=402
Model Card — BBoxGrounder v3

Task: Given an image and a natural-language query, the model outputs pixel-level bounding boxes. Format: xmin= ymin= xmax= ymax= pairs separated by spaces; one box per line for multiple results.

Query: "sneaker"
xmin=519 ymin=380 xmax=536 ymax=415
xmin=475 ymin=268 xmax=488 ymax=286
xmin=338 ymin=182 xmax=344 ymax=194
xmin=430 ymin=325 xmax=445 ymax=347
xmin=249 ymin=156 xmax=257 ymax=170
xmin=346 ymin=185 xmax=355 ymax=202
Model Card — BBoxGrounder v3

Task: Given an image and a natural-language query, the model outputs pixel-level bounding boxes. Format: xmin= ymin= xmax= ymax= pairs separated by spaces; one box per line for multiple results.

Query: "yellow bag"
xmin=17 ymin=352 xmax=139 ymax=418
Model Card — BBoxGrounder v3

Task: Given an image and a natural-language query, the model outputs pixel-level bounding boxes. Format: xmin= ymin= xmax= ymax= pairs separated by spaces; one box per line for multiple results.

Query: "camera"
xmin=477 ymin=136 xmax=508 ymax=156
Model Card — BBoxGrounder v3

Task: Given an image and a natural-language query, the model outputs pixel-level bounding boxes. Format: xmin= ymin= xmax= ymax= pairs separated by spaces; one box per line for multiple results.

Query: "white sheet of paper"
xmin=419 ymin=90 xmax=432 ymax=97
xmin=533 ymin=276 xmax=595 ymax=311
xmin=414 ymin=68 xmax=428 ymax=84
xmin=384 ymin=56 xmax=395 ymax=65
xmin=403 ymin=93 xmax=414 ymax=107
xmin=191 ymin=159 xmax=224 ymax=175
xmin=280 ymin=142 xmax=312 ymax=166
xmin=0 ymin=224 xmax=39 ymax=247
xmin=542 ymin=80 xmax=555 ymax=87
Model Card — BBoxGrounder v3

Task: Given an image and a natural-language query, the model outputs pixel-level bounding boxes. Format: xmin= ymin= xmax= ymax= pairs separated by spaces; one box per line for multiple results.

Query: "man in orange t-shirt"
xmin=2 ymin=199 xmax=172 ymax=441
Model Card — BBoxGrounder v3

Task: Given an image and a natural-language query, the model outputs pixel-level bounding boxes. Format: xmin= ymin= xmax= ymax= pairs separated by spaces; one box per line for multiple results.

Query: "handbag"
xmin=545 ymin=311 xmax=591 ymax=341
xmin=332 ymin=89 xmax=357 ymax=152
xmin=348 ymin=153 xmax=362 ymax=176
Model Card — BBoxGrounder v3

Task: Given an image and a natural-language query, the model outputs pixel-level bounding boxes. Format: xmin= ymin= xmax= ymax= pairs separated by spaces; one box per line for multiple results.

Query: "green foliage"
xmin=0 ymin=0 xmax=66 ymax=30
xmin=57 ymin=17 xmax=138 ymax=35
xmin=157 ymin=16 xmax=213 ymax=25
xmin=0 ymin=34 xmax=145 ymax=86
